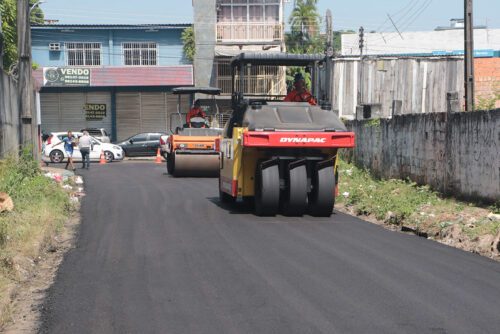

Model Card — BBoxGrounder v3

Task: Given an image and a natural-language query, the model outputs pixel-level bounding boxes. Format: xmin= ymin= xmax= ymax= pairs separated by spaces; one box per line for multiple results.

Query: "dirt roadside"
xmin=336 ymin=203 xmax=500 ymax=262
xmin=1 ymin=210 xmax=79 ymax=334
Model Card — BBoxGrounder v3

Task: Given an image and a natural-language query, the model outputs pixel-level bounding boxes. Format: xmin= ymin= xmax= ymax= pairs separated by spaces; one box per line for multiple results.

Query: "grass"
xmin=337 ymin=159 xmax=500 ymax=240
xmin=337 ymin=159 xmax=439 ymax=223
xmin=0 ymin=149 xmax=70 ymax=322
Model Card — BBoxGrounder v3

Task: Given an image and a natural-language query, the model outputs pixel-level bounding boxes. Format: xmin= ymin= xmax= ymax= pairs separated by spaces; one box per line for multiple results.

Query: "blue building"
xmin=32 ymin=24 xmax=193 ymax=141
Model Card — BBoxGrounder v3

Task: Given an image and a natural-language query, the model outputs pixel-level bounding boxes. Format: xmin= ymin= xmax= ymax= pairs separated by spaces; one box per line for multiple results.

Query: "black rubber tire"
xmin=308 ymin=164 xmax=335 ymax=217
xmin=49 ymin=149 xmax=64 ymax=163
xmin=166 ymin=153 xmax=175 ymax=175
xmin=254 ymin=161 xmax=280 ymax=216
xmin=282 ymin=163 xmax=308 ymax=216
xmin=104 ymin=151 xmax=114 ymax=163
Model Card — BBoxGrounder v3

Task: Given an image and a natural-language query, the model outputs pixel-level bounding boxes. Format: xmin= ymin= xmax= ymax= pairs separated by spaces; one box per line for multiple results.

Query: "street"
xmin=40 ymin=162 xmax=500 ymax=334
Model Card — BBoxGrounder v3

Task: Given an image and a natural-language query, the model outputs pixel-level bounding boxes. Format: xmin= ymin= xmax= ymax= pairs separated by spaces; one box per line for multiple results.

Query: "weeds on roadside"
xmin=0 ymin=150 xmax=69 ymax=258
xmin=337 ymin=159 xmax=439 ymax=223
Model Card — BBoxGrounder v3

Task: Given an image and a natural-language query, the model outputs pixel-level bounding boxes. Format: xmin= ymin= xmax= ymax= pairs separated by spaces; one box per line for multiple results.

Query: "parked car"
xmin=115 ymin=132 xmax=165 ymax=157
xmin=159 ymin=134 xmax=170 ymax=158
xmin=42 ymin=132 xmax=124 ymax=163
xmin=80 ymin=128 xmax=111 ymax=143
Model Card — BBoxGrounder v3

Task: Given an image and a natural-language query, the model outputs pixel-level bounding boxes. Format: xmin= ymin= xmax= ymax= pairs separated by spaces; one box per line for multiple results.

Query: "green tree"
xmin=0 ymin=0 xmax=45 ymax=69
xmin=332 ymin=30 xmax=355 ymax=53
xmin=181 ymin=26 xmax=195 ymax=63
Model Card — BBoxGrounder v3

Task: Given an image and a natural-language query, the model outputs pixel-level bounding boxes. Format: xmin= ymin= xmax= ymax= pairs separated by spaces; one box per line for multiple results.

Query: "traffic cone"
xmin=99 ymin=150 xmax=107 ymax=164
xmin=155 ymin=148 xmax=162 ymax=164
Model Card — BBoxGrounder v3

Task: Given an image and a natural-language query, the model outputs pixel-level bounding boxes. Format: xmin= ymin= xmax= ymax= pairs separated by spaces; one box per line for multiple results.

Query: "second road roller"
xmin=165 ymin=87 xmax=224 ymax=177
xmin=218 ymin=53 xmax=355 ymax=217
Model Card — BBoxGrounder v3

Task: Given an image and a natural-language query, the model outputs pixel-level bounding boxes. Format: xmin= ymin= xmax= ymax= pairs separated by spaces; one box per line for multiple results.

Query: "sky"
xmin=40 ymin=0 xmax=500 ymax=32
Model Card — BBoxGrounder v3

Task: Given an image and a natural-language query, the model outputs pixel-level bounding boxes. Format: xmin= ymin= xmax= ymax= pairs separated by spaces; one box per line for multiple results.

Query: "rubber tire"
xmin=50 ymin=149 xmax=64 ymax=163
xmin=166 ymin=153 xmax=175 ymax=175
xmin=308 ymin=165 xmax=335 ymax=217
xmin=104 ymin=151 xmax=114 ymax=163
xmin=254 ymin=162 xmax=280 ymax=216
xmin=282 ymin=163 xmax=308 ymax=216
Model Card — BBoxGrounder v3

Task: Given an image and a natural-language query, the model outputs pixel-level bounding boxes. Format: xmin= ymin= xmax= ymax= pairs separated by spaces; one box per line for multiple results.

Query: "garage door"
xmin=40 ymin=92 xmax=112 ymax=134
xmin=116 ymin=92 xmax=189 ymax=141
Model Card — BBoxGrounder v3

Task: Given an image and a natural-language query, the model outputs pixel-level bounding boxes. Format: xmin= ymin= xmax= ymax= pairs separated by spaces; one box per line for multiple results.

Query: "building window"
xmin=123 ymin=42 xmax=158 ymax=66
xmin=217 ymin=0 xmax=280 ymax=23
xmin=65 ymin=42 xmax=101 ymax=66
xmin=216 ymin=0 xmax=282 ymax=41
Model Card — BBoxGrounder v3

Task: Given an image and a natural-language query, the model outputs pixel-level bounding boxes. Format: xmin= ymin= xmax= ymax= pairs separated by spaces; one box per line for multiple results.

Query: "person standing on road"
xmin=55 ymin=131 xmax=76 ymax=171
xmin=79 ymin=131 xmax=92 ymax=169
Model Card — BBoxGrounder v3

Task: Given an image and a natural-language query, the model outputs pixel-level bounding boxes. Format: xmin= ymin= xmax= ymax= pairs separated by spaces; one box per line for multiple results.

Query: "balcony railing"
xmin=216 ymin=22 xmax=283 ymax=42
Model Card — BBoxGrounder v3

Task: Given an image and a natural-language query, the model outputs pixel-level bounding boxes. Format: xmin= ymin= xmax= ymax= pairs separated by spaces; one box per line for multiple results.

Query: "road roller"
xmin=218 ymin=53 xmax=355 ymax=217
xmin=165 ymin=87 xmax=223 ymax=177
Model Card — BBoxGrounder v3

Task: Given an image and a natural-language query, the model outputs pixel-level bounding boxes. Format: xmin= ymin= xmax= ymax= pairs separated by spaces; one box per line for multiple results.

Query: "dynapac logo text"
xmin=279 ymin=138 xmax=327 ymax=143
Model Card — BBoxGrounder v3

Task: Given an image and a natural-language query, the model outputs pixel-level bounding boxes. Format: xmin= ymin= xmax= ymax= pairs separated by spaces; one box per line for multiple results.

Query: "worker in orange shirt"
xmin=284 ymin=73 xmax=317 ymax=105
xmin=186 ymin=100 xmax=207 ymax=124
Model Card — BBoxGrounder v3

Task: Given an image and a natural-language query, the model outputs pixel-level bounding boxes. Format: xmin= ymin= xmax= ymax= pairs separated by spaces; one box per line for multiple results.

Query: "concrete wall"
xmin=0 ymin=70 xmax=20 ymax=157
xmin=0 ymin=70 xmax=39 ymax=159
xmin=193 ymin=0 xmax=216 ymax=87
xmin=345 ymin=110 xmax=499 ymax=203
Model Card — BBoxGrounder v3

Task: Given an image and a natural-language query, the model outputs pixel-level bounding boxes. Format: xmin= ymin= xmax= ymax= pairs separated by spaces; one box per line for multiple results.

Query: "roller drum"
xmin=173 ymin=152 xmax=220 ymax=177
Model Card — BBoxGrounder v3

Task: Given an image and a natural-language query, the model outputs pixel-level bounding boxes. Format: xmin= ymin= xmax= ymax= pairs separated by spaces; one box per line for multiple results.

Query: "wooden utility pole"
xmin=17 ymin=0 xmax=33 ymax=148
xmin=464 ymin=0 xmax=475 ymax=112
xmin=0 ymin=12 xmax=4 ymax=70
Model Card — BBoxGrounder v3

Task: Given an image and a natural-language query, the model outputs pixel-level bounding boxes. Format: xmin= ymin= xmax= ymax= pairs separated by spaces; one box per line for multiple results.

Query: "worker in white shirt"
xmin=78 ymin=131 xmax=93 ymax=169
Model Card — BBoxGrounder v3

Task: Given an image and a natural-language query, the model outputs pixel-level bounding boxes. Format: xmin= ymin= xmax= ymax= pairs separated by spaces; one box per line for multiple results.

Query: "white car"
xmin=42 ymin=132 xmax=124 ymax=163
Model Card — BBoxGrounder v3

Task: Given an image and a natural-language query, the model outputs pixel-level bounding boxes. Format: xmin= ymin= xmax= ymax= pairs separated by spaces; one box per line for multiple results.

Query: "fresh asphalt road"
xmin=40 ymin=162 xmax=500 ymax=334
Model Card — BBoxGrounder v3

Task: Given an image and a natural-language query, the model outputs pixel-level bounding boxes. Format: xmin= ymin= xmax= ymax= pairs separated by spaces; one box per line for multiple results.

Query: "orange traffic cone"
xmin=99 ymin=150 xmax=107 ymax=164
xmin=155 ymin=148 xmax=162 ymax=164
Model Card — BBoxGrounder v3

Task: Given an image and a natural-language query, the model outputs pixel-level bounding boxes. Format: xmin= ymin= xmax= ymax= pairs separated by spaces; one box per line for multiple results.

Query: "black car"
xmin=116 ymin=132 xmax=164 ymax=157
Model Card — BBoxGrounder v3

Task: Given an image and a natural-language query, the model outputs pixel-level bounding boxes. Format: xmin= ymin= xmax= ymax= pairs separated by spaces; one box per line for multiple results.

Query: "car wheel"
xmin=104 ymin=151 xmax=114 ymax=162
xmin=49 ymin=149 xmax=64 ymax=163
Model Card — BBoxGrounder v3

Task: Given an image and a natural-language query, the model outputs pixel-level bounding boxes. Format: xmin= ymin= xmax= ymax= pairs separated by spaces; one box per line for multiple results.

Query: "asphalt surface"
xmin=40 ymin=162 xmax=500 ymax=334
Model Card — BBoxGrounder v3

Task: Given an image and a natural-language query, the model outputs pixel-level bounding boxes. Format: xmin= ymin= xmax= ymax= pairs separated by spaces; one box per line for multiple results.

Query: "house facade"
xmin=32 ymin=24 xmax=193 ymax=141
xmin=193 ymin=0 xmax=286 ymax=100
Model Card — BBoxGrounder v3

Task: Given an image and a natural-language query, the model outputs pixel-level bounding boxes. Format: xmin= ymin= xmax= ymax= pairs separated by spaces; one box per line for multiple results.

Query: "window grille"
xmin=123 ymin=42 xmax=158 ymax=66
xmin=66 ymin=42 xmax=101 ymax=66
xmin=215 ymin=58 xmax=286 ymax=96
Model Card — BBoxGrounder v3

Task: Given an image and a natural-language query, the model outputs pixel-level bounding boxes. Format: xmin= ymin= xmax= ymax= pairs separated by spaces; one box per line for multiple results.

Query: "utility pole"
xmin=0 ymin=10 xmax=4 ymax=70
xmin=464 ymin=0 xmax=475 ymax=112
xmin=324 ymin=9 xmax=333 ymax=104
xmin=358 ymin=26 xmax=364 ymax=105
xmin=17 ymin=0 xmax=33 ymax=149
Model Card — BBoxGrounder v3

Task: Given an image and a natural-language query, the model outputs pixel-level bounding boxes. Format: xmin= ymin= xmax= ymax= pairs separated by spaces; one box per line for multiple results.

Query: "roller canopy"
xmin=172 ymin=87 xmax=221 ymax=95
xmin=242 ymin=102 xmax=348 ymax=132
xmin=231 ymin=53 xmax=325 ymax=67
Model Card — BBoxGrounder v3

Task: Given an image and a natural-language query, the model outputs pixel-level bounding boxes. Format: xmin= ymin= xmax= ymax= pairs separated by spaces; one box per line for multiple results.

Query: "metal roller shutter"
xmin=84 ymin=92 xmax=112 ymax=134
xmin=141 ymin=92 xmax=167 ymax=133
xmin=40 ymin=92 xmax=112 ymax=134
xmin=40 ymin=93 xmax=60 ymax=133
xmin=116 ymin=92 xmax=141 ymax=141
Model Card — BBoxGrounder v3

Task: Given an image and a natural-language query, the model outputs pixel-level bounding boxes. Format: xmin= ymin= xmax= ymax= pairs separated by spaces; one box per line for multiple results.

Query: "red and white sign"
xmin=243 ymin=131 xmax=355 ymax=148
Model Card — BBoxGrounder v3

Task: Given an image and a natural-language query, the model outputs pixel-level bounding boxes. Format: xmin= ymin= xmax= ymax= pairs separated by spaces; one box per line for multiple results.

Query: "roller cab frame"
xmin=218 ymin=53 xmax=355 ymax=216
xmin=166 ymin=87 xmax=223 ymax=177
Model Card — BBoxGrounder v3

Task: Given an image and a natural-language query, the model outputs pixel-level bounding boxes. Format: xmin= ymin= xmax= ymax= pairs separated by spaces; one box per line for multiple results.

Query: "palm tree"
xmin=289 ymin=0 xmax=320 ymax=39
